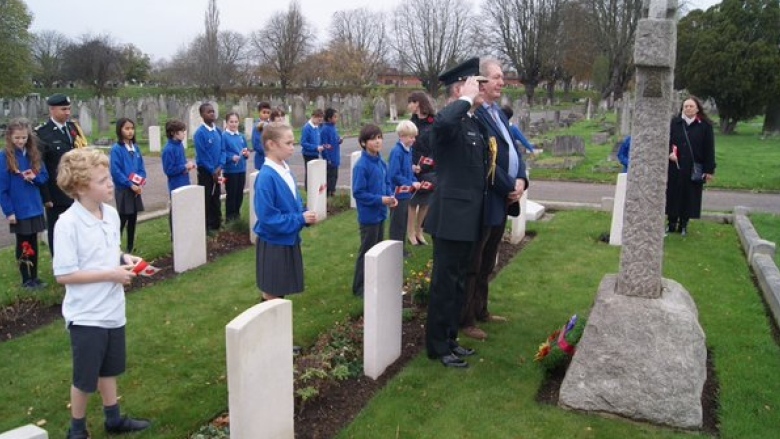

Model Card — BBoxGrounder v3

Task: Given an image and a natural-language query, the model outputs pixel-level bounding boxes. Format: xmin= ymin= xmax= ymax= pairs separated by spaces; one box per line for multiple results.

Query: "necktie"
xmin=61 ymin=125 xmax=71 ymax=143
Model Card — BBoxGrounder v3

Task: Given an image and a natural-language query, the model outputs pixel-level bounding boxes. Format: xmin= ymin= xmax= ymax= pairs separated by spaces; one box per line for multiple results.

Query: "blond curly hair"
xmin=57 ymin=148 xmax=109 ymax=198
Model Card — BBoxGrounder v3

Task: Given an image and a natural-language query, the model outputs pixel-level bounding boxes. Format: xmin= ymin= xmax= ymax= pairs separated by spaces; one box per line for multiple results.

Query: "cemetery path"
xmin=1 ymin=136 xmax=777 ymax=249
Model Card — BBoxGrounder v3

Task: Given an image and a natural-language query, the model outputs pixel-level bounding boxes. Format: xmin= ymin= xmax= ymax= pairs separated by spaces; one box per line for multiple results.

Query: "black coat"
xmin=475 ymin=105 xmax=528 ymax=223
xmin=424 ymin=99 xmax=488 ymax=242
xmin=35 ymin=119 xmax=78 ymax=207
xmin=666 ymin=116 xmax=716 ymax=219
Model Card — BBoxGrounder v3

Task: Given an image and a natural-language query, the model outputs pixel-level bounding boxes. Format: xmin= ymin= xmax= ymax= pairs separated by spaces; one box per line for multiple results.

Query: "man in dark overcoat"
xmin=424 ymin=58 xmax=489 ymax=368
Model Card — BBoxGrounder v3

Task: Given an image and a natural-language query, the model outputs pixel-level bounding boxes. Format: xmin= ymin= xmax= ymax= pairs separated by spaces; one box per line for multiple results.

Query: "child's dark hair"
xmin=408 ymin=91 xmax=436 ymax=117
xmin=258 ymin=101 xmax=271 ymax=111
xmin=270 ymin=109 xmax=285 ymax=122
xmin=225 ymin=111 xmax=240 ymax=122
xmin=324 ymin=108 xmax=338 ymax=122
xmin=4 ymin=118 xmax=41 ymax=173
xmin=199 ymin=102 xmax=213 ymax=116
xmin=165 ymin=119 xmax=186 ymax=139
xmin=115 ymin=117 xmax=137 ymax=144
xmin=311 ymin=108 xmax=324 ymax=118
xmin=358 ymin=124 xmax=382 ymax=149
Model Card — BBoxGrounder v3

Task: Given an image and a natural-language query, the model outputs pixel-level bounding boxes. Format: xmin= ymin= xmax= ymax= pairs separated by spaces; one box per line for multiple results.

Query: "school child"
xmin=161 ymin=119 xmax=195 ymax=232
xmin=351 ymin=124 xmax=398 ymax=297
xmin=300 ymin=108 xmax=324 ymax=188
xmin=254 ymin=122 xmax=319 ymax=301
xmin=53 ymin=148 xmax=150 ymax=439
xmin=270 ymin=108 xmax=286 ymax=122
xmin=0 ymin=118 xmax=49 ymax=289
xmin=109 ymin=118 xmax=146 ymax=253
xmin=388 ymin=120 xmax=421 ymax=256
xmin=251 ymin=101 xmax=272 ymax=171
xmin=194 ymin=103 xmax=223 ymax=233
xmin=320 ymin=108 xmax=343 ymax=197
xmin=222 ymin=112 xmax=250 ymax=222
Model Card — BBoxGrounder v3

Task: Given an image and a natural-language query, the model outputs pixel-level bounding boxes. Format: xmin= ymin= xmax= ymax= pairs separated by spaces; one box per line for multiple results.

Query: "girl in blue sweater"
xmin=0 ymin=119 xmax=49 ymax=289
xmin=254 ymin=122 xmax=319 ymax=301
xmin=221 ymin=112 xmax=249 ymax=222
xmin=110 ymin=118 xmax=146 ymax=252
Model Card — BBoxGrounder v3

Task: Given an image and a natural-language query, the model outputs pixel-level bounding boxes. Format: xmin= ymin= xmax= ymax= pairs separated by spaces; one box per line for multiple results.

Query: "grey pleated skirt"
xmin=256 ymin=239 xmax=304 ymax=296
xmin=10 ymin=214 xmax=46 ymax=234
xmin=115 ymin=188 xmax=144 ymax=215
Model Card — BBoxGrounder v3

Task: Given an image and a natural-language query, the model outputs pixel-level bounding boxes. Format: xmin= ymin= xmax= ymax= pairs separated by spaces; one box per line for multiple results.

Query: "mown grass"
xmin=749 ymin=212 xmax=780 ymax=266
xmin=2 ymin=211 xmax=779 ymax=438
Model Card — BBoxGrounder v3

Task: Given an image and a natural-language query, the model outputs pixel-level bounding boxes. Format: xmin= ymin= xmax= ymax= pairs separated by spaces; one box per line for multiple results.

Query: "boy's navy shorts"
xmin=68 ymin=325 xmax=126 ymax=393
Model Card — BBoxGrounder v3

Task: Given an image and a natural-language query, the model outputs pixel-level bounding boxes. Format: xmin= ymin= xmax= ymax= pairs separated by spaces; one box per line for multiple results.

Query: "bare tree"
xmin=31 ymin=30 xmax=70 ymax=88
xmin=251 ymin=1 xmax=314 ymax=94
xmin=202 ymin=0 xmax=220 ymax=91
xmin=390 ymin=0 xmax=471 ymax=96
xmin=558 ymin=1 xmax=600 ymax=92
xmin=480 ymin=0 xmax=567 ymax=105
xmin=327 ymin=8 xmax=388 ymax=85
xmin=584 ymin=0 xmax=643 ymax=100
xmin=61 ymin=34 xmax=122 ymax=96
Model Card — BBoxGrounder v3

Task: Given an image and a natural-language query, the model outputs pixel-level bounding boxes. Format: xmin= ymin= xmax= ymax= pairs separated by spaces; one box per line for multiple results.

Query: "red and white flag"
xmin=129 ymin=173 xmax=146 ymax=186
xmin=21 ymin=169 xmax=36 ymax=179
xmin=419 ymin=156 xmax=435 ymax=167
xmin=419 ymin=181 xmax=435 ymax=191
xmin=395 ymin=185 xmax=413 ymax=194
xmin=131 ymin=260 xmax=161 ymax=277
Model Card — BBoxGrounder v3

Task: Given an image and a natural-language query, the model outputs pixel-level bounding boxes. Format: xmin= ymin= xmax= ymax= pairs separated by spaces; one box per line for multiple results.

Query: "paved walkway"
xmin=3 ymin=135 xmax=778 ymax=249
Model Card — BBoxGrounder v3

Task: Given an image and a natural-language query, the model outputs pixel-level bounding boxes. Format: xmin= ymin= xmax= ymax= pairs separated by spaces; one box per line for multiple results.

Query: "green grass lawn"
xmin=749 ymin=212 xmax=780 ymax=266
xmin=528 ymin=118 xmax=780 ymax=192
xmin=2 ymin=211 xmax=779 ymax=438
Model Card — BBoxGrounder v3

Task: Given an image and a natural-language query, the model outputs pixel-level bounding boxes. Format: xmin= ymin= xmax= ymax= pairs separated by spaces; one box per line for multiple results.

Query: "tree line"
xmin=2 ymin=0 xmax=779 ymax=133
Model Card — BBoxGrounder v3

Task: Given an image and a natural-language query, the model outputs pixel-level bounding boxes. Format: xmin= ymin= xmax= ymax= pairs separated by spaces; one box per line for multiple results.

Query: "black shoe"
xmin=105 ymin=416 xmax=151 ymax=434
xmin=666 ymin=224 xmax=677 ymax=234
xmin=451 ymin=345 xmax=476 ymax=357
xmin=66 ymin=429 xmax=90 ymax=439
xmin=440 ymin=353 xmax=469 ymax=368
xmin=33 ymin=278 xmax=48 ymax=288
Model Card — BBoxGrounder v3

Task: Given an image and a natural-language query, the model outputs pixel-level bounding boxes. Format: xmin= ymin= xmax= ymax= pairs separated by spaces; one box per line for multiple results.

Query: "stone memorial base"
xmin=559 ymin=274 xmax=706 ymax=429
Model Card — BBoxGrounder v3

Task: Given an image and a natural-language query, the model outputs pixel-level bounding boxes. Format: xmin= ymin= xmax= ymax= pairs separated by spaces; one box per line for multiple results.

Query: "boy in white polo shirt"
xmin=53 ymin=148 xmax=151 ymax=439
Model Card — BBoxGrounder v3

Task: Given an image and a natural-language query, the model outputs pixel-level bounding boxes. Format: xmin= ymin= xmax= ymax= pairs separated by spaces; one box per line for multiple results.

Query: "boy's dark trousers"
xmin=352 ymin=222 xmax=384 ymax=297
xmin=389 ymin=198 xmax=410 ymax=247
xmin=326 ymin=164 xmax=338 ymax=196
xmin=197 ymin=166 xmax=222 ymax=231
xmin=224 ymin=172 xmax=246 ymax=222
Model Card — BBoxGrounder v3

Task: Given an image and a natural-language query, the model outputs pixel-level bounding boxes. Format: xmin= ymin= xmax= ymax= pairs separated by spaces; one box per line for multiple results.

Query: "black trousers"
xmin=45 ymin=204 xmax=70 ymax=256
xmin=197 ymin=167 xmax=222 ymax=231
xmin=426 ymin=237 xmax=476 ymax=358
xmin=462 ymin=221 xmax=506 ymax=327
xmin=389 ymin=198 xmax=410 ymax=249
xmin=15 ymin=233 xmax=39 ymax=283
xmin=224 ymin=172 xmax=246 ymax=222
xmin=326 ymin=164 xmax=338 ymax=196
xmin=352 ymin=222 xmax=384 ymax=297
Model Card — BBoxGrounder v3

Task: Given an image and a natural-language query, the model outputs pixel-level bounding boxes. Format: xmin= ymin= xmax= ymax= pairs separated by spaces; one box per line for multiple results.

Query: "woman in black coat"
xmin=407 ymin=91 xmax=437 ymax=245
xmin=666 ymin=96 xmax=716 ymax=236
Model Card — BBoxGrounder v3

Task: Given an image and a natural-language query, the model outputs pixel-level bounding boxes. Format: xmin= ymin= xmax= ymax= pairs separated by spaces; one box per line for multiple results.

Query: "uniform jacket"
xmin=35 ymin=119 xmax=79 ymax=207
xmin=424 ymin=99 xmax=488 ymax=242
xmin=161 ymin=139 xmax=191 ymax=193
xmin=221 ymin=130 xmax=248 ymax=174
xmin=251 ymin=118 xmax=268 ymax=170
xmin=253 ymin=164 xmax=306 ymax=246
xmin=300 ymin=121 xmax=321 ymax=158
xmin=194 ymin=124 xmax=223 ymax=174
xmin=320 ymin=122 xmax=342 ymax=167
xmin=0 ymin=149 xmax=49 ymax=220
xmin=387 ymin=141 xmax=417 ymax=201
xmin=110 ymin=142 xmax=147 ymax=190
xmin=352 ymin=150 xmax=392 ymax=225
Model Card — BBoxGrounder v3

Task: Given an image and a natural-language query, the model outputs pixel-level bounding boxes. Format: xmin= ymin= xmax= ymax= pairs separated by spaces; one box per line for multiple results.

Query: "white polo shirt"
xmin=53 ymin=200 xmax=126 ymax=328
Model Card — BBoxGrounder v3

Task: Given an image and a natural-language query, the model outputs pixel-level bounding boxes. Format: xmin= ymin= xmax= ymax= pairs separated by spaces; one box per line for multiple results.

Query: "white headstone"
xmin=171 ymin=185 xmax=207 ymax=273
xmin=226 ymin=300 xmax=294 ymax=439
xmin=306 ymin=159 xmax=327 ymax=221
xmin=0 ymin=425 xmax=48 ymax=439
xmin=349 ymin=151 xmax=362 ymax=208
xmin=363 ymin=240 xmax=403 ymax=380
xmin=148 ymin=126 xmax=161 ymax=153
xmin=525 ymin=200 xmax=546 ymax=221
xmin=609 ymin=172 xmax=628 ymax=246
xmin=244 ymin=117 xmax=254 ymax=141
xmin=508 ymin=191 xmax=527 ymax=244
xmin=248 ymin=171 xmax=259 ymax=244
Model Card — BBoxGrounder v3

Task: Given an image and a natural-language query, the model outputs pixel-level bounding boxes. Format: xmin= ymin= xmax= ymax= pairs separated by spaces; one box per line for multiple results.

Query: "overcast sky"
xmin=24 ymin=0 xmax=722 ymax=61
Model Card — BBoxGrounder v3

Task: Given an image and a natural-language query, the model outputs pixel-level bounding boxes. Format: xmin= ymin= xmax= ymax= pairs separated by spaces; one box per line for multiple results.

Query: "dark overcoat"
xmin=35 ymin=119 xmax=78 ymax=208
xmin=666 ymin=116 xmax=716 ymax=219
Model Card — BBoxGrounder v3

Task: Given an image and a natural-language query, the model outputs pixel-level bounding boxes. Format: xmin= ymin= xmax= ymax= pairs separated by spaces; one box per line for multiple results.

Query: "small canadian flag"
xmin=395 ymin=185 xmax=413 ymax=194
xmin=419 ymin=181 xmax=435 ymax=191
xmin=419 ymin=156 xmax=435 ymax=167
xmin=131 ymin=260 xmax=161 ymax=277
xmin=129 ymin=173 xmax=146 ymax=186
xmin=21 ymin=169 xmax=36 ymax=179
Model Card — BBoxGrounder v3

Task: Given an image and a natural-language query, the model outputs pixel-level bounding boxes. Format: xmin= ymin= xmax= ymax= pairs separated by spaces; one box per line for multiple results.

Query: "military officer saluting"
xmin=35 ymin=94 xmax=86 ymax=255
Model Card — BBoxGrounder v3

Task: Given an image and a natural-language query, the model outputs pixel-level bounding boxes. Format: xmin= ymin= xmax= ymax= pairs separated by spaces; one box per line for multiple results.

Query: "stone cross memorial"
xmin=559 ymin=0 xmax=707 ymax=430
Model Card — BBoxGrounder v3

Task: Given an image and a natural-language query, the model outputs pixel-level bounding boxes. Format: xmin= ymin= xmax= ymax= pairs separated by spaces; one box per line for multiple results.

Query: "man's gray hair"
xmin=479 ymin=58 xmax=502 ymax=76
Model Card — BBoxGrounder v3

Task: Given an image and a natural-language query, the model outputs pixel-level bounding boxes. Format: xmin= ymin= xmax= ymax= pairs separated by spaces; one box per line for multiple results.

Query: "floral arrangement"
xmin=534 ymin=314 xmax=586 ymax=372
xmin=405 ymin=259 xmax=432 ymax=305
xmin=18 ymin=241 xmax=35 ymax=277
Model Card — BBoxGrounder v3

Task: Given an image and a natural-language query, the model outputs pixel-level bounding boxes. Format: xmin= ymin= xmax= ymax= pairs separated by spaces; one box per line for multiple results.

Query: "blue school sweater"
xmin=352 ymin=150 xmax=391 ymax=225
xmin=387 ymin=141 xmax=417 ymax=201
xmin=161 ymin=139 xmax=190 ymax=193
xmin=253 ymin=165 xmax=306 ymax=246
xmin=221 ymin=130 xmax=248 ymax=174
xmin=110 ymin=142 xmax=147 ymax=190
xmin=251 ymin=118 xmax=267 ymax=170
xmin=0 ymin=149 xmax=49 ymax=220
xmin=300 ymin=121 xmax=321 ymax=158
xmin=320 ymin=122 xmax=341 ymax=167
xmin=194 ymin=124 xmax=223 ymax=173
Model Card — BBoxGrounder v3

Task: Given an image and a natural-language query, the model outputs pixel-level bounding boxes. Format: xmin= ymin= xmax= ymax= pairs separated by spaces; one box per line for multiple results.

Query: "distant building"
xmin=376 ymin=68 xmax=422 ymax=87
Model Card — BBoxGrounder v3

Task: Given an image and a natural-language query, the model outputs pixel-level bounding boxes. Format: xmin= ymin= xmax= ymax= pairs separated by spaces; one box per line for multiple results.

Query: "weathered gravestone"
xmin=78 ymin=104 xmax=93 ymax=137
xmin=363 ymin=240 xmax=403 ymax=380
xmin=373 ymin=97 xmax=387 ymax=124
xmin=559 ymin=0 xmax=706 ymax=429
xmin=97 ymin=102 xmax=110 ymax=134
xmin=226 ymin=299 xmax=294 ymax=439
xmin=550 ymin=136 xmax=585 ymax=156
xmin=291 ymin=96 xmax=307 ymax=127
xmin=188 ymin=102 xmax=202 ymax=139
xmin=171 ymin=185 xmax=206 ymax=273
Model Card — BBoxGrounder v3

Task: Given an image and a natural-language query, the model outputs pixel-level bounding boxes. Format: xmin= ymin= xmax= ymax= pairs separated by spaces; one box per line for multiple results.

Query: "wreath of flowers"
xmin=534 ymin=314 xmax=586 ymax=372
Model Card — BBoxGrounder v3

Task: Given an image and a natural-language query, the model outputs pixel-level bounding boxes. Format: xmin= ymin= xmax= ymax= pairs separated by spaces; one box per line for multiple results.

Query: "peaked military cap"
xmin=438 ymin=57 xmax=488 ymax=86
